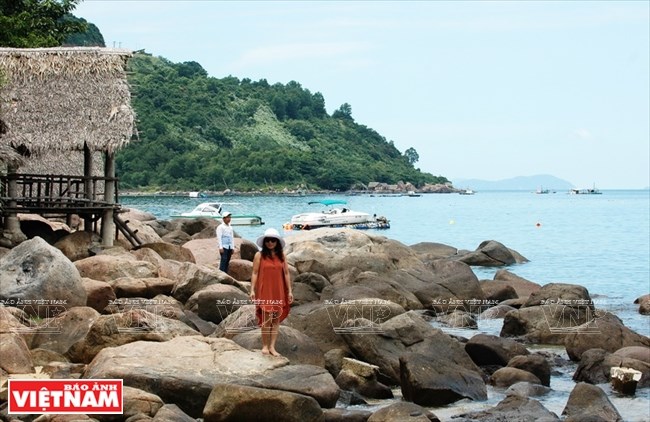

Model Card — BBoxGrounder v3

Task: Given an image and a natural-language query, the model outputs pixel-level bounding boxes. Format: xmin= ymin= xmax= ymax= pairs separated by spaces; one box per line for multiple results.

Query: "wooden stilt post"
xmin=101 ymin=152 xmax=116 ymax=247
xmin=83 ymin=144 xmax=93 ymax=232
xmin=4 ymin=164 xmax=22 ymax=237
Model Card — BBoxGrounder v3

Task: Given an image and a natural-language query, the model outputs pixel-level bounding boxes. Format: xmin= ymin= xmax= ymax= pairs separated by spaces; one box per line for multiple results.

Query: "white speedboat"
xmin=171 ymin=202 xmax=264 ymax=225
xmin=286 ymin=199 xmax=389 ymax=230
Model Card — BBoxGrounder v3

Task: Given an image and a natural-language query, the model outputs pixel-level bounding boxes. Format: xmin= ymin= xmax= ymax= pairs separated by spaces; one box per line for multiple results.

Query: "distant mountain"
xmin=452 ymin=175 xmax=574 ymax=191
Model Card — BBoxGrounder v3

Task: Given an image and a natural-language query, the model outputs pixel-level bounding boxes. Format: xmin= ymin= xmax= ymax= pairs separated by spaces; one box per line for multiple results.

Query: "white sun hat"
xmin=256 ymin=228 xmax=285 ymax=249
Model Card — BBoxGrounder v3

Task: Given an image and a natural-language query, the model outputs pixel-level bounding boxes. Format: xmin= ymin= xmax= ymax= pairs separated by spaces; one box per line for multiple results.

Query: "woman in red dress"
xmin=250 ymin=228 xmax=293 ymax=356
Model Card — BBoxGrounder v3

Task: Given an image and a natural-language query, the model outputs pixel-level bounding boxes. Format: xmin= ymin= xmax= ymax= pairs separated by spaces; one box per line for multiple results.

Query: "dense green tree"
xmin=332 ymin=103 xmax=353 ymax=121
xmin=63 ymin=16 xmax=104 ymax=46
xmin=404 ymin=147 xmax=419 ymax=165
xmin=0 ymin=0 xmax=86 ymax=47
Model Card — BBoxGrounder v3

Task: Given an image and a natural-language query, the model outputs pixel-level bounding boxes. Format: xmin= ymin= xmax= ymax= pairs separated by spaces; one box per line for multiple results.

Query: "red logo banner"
xmin=8 ymin=379 xmax=123 ymax=414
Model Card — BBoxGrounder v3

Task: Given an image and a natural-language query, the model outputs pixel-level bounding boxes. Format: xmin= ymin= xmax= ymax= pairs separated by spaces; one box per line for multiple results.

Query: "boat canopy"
xmin=308 ymin=199 xmax=347 ymax=206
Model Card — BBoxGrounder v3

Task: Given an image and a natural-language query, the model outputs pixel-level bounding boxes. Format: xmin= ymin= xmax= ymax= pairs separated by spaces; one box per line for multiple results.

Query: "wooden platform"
xmin=1 ymin=173 xmax=142 ymax=246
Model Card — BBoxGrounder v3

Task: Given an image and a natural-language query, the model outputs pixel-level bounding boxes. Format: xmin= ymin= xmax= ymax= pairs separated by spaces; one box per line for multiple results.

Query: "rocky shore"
xmin=1 ymin=209 xmax=649 ymax=421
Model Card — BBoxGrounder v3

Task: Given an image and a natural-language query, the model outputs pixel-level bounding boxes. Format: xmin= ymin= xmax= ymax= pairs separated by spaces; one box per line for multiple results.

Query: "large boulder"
xmin=341 ymin=312 xmax=481 ymax=386
xmin=187 ymin=283 xmax=250 ymax=323
xmin=367 ymin=401 xmax=439 ymax=422
xmin=232 ymin=326 xmax=326 ymax=367
xmin=0 ymin=332 xmax=34 ymax=374
xmin=285 ymin=300 xmax=406 ymax=355
xmin=27 ymin=306 xmax=100 ymax=355
xmin=74 ymin=254 xmax=158 ymax=282
xmin=67 ymin=309 xmax=200 ymax=363
xmin=413 ymin=263 xmax=487 ymax=313
xmin=171 ymin=261 xmax=246 ymax=303
xmin=561 ymin=382 xmax=622 ymax=422
xmin=500 ymin=304 xmax=595 ymax=345
xmin=409 ymin=241 xmax=458 ymax=263
xmin=564 ymin=312 xmax=650 ymax=361
xmin=455 ymin=240 xmax=528 ymax=267
xmin=322 ymin=268 xmax=424 ymax=310
xmin=82 ymin=277 xmax=116 ymax=312
xmin=107 ymin=276 xmax=176 ymax=298
xmin=84 ymin=336 xmax=339 ymax=417
xmin=489 ymin=367 xmax=542 ymax=388
xmin=53 ymin=230 xmax=102 ymax=262
xmin=334 ymin=357 xmax=393 ymax=399
xmin=285 ymin=228 xmax=431 ymax=279
xmin=573 ymin=348 xmax=650 ymax=387
xmin=522 ymin=283 xmax=593 ymax=309
xmin=400 ymin=352 xmax=487 ymax=406
xmin=465 ymin=334 xmax=530 ymax=367
xmin=635 ymin=294 xmax=650 ymax=315
xmin=203 ymin=384 xmax=322 ymax=422
xmin=506 ymin=354 xmax=551 ymax=386
xmin=454 ymin=395 xmax=559 ymax=421
xmin=137 ymin=242 xmax=195 ymax=263
xmin=493 ymin=269 xmax=541 ymax=299
xmin=182 ymin=237 xmax=243 ymax=267
xmin=0 ymin=236 xmax=87 ymax=316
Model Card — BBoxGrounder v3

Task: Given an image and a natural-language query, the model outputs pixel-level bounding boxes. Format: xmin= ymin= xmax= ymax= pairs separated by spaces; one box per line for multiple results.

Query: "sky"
xmin=74 ymin=1 xmax=650 ymax=189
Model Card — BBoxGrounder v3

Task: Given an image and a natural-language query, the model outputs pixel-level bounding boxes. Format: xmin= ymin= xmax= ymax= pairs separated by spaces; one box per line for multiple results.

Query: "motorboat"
xmin=285 ymin=199 xmax=389 ymax=230
xmin=458 ymin=189 xmax=475 ymax=195
xmin=171 ymin=202 xmax=264 ymax=225
xmin=569 ymin=185 xmax=602 ymax=195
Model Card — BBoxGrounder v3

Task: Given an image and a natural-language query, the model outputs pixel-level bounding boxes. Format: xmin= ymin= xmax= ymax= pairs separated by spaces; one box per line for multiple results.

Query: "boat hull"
xmin=288 ymin=208 xmax=389 ymax=230
xmin=171 ymin=214 xmax=264 ymax=225
xmin=290 ymin=211 xmax=371 ymax=228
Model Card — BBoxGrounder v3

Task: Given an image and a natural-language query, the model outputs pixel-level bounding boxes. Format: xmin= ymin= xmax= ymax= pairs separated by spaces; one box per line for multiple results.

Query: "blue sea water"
xmin=121 ymin=189 xmax=650 ymax=420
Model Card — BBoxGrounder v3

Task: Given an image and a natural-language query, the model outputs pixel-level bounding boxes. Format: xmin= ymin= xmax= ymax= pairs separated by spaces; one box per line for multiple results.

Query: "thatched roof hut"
xmin=1 ymin=48 xmax=137 ymax=247
xmin=0 ymin=47 xmax=136 ymax=170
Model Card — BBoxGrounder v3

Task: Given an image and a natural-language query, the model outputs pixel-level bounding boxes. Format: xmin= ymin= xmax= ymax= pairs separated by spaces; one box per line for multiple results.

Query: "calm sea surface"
xmin=121 ymin=190 xmax=650 ymax=420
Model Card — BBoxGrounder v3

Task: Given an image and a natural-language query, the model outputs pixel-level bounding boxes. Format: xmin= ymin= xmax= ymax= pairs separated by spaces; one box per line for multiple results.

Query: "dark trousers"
xmin=219 ymin=248 xmax=233 ymax=273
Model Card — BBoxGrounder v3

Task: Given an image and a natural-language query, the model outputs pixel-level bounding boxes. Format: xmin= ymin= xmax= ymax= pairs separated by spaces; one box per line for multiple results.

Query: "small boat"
xmin=407 ymin=190 xmax=421 ymax=197
xmin=569 ymin=184 xmax=602 ymax=195
xmin=171 ymin=202 xmax=264 ymax=225
xmin=285 ymin=199 xmax=390 ymax=230
xmin=458 ymin=189 xmax=475 ymax=195
xmin=536 ymin=187 xmax=550 ymax=194
xmin=189 ymin=191 xmax=207 ymax=198
xmin=569 ymin=188 xmax=602 ymax=195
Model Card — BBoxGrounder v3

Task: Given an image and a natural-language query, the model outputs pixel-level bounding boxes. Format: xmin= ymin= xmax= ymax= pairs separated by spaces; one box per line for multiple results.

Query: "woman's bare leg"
xmin=261 ymin=311 xmax=272 ymax=354
xmin=269 ymin=320 xmax=281 ymax=356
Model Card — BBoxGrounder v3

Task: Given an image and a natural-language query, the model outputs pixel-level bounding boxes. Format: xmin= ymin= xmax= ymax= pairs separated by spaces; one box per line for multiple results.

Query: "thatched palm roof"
xmin=0 ymin=47 xmax=136 ymax=167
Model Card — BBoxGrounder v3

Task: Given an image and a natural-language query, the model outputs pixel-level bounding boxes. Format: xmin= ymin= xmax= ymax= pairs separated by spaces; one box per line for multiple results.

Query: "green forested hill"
xmin=119 ymin=54 xmax=448 ymax=191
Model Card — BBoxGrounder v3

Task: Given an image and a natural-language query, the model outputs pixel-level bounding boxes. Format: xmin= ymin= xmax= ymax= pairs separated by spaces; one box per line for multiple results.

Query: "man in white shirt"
xmin=216 ymin=212 xmax=234 ymax=273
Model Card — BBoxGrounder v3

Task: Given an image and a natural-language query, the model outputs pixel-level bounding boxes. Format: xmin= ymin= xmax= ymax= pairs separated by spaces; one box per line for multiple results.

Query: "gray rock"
xmin=367 ymin=401 xmax=440 ymax=422
xmin=490 ymin=367 xmax=542 ymax=388
xmin=0 ymin=236 xmax=87 ymax=315
xmin=564 ymin=312 xmax=650 ymax=361
xmin=454 ymin=395 xmax=559 ymax=421
xmin=507 ymin=354 xmax=551 ymax=386
xmin=562 ymin=382 xmax=622 ymax=422
xmin=400 ymin=352 xmax=487 ymax=406
xmin=505 ymin=381 xmax=552 ymax=398
xmin=84 ymin=336 xmax=336 ymax=418
xmin=465 ymin=334 xmax=530 ymax=367
xmin=203 ymin=384 xmax=322 ymax=422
